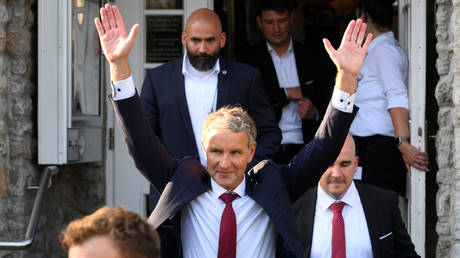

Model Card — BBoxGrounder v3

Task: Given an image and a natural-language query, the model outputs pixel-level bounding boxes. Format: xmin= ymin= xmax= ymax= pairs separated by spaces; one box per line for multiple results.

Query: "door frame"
xmin=399 ymin=0 xmax=427 ymax=256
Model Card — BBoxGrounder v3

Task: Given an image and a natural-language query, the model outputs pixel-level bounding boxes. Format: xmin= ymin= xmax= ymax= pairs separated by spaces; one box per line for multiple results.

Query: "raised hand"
xmin=323 ymin=19 xmax=372 ymax=94
xmin=323 ymin=19 xmax=372 ymax=76
xmin=95 ymin=4 xmax=139 ymax=81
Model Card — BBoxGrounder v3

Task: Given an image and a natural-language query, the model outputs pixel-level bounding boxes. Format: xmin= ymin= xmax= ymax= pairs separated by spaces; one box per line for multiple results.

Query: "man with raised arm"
xmin=100 ymin=6 xmax=281 ymax=210
xmin=95 ymin=4 xmax=371 ymax=258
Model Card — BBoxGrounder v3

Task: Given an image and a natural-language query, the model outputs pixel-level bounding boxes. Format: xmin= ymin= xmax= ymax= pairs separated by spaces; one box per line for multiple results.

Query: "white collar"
xmin=266 ymin=37 xmax=294 ymax=57
xmin=367 ymin=31 xmax=395 ymax=53
xmin=182 ymin=54 xmax=221 ymax=80
xmin=317 ymin=181 xmax=361 ymax=212
xmin=210 ymin=175 xmax=246 ymax=200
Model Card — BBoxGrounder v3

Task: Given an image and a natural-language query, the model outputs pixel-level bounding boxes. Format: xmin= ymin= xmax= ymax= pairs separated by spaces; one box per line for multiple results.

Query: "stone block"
xmin=0 ymin=140 xmax=7 ymax=155
xmin=454 ymin=128 xmax=460 ymax=168
xmin=0 ymin=4 xmax=7 ymax=24
xmin=9 ymin=96 xmax=32 ymax=117
xmin=438 ymin=168 xmax=454 ymax=185
xmin=0 ymin=164 xmax=6 ymax=196
xmin=436 ymin=50 xmax=452 ymax=76
xmin=10 ymin=57 xmax=26 ymax=75
xmin=436 ymin=128 xmax=453 ymax=168
xmin=437 ymin=222 xmax=451 ymax=235
xmin=5 ymin=29 xmax=30 ymax=55
xmin=436 ymin=187 xmax=451 ymax=217
xmin=437 ymin=237 xmax=452 ymax=258
xmin=0 ymin=95 xmax=6 ymax=117
xmin=8 ymin=119 xmax=32 ymax=138
xmin=438 ymin=107 xmax=453 ymax=128
xmin=0 ymin=120 xmax=5 ymax=136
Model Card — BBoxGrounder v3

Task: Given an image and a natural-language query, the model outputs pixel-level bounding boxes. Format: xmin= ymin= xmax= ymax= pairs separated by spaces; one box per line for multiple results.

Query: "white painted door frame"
xmin=399 ymin=0 xmax=427 ymax=256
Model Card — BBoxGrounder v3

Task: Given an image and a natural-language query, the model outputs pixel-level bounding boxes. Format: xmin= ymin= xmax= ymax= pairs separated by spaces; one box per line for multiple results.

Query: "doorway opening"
xmin=215 ymin=0 xmax=438 ymax=256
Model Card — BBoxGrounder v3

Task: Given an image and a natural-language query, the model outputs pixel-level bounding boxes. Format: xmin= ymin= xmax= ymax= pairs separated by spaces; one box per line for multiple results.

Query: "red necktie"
xmin=330 ymin=202 xmax=346 ymax=258
xmin=218 ymin=193 xmax=239 ymax=258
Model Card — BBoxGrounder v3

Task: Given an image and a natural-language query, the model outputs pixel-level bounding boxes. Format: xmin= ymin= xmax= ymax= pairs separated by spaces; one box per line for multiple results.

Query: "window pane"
xmin=72 ymin=0 xmax=101 ymax=116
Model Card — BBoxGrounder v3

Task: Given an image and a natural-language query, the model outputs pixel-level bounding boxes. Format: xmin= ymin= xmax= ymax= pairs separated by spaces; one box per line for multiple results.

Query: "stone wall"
xmin=0 ymin=1 xmax=106 ymax=257
xmin=435 ymin=0 xmax=458 ymax=257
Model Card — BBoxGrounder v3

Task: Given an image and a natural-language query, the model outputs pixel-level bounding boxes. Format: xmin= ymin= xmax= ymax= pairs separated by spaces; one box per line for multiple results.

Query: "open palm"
xmin=95 ymin=4 xmax=139 ymax=64
xmin=324 ymin=19 xmax=372 ymax=76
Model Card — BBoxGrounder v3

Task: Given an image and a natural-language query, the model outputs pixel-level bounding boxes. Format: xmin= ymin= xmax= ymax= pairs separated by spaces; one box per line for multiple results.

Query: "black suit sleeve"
xmin=111 ymin=94 xmax=176 ymax=193
xmin=247 ymin=69 xmax=282 ymax=162
xmin=140 ymin=71 xmax=161 ymax=136
xmin=281 ymin=104 xmax=358 ymax=202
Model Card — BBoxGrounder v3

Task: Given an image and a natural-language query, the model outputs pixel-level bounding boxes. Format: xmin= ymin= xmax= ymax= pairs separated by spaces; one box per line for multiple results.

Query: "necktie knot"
xmin=220 ymin=193 xmax=238 ymax=204
xmin=330 ymin=201 xmax=345 ymax=214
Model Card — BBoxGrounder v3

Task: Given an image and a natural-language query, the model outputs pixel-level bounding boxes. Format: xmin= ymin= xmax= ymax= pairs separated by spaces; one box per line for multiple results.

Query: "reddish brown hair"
xmin=60 ymin=206 xmax=160 ymax=258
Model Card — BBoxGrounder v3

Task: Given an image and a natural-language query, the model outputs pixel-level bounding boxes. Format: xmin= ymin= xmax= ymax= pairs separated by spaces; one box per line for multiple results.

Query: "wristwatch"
xmin=395 ymin=137 xmax=409 ymax=147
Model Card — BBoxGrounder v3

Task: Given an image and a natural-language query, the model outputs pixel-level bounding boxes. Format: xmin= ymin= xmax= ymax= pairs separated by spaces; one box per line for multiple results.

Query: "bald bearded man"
xmin=108 ymin=7 xmax=281 ymax=211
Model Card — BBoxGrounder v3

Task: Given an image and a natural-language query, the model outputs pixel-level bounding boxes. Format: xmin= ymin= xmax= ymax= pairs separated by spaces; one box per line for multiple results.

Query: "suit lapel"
xmin=261 ymin=44 xmax=286 ymax=99
xmin=302 ymin=188 xmax=317 ymax=258
xmin=173 ymin=59 xmax=199 ymax=153
xmin=216 ymin=58 xmax=228 ymax=108
xmin=356 ymin=183 xmax=381 ymax=258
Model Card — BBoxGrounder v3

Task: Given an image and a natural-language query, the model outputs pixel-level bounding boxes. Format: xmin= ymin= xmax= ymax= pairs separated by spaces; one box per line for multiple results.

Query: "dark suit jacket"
xmin=140 ymin=57 xmax=281 ymax=162
xmin=111 ymin=94 xmax=358 ymax=258
xmin=140 ymin=57 xmax=282 ymax=207
xmin=241 ymin=40 xmax=332 ymax=143
xmin=293 ymin=182 xmax=420 ymax=258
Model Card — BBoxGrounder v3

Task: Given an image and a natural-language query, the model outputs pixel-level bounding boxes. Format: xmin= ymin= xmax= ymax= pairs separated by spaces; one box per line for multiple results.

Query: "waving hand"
xmin=95 ymin=4 xmax=139 ymax=81
xmin=323 ymin=19 xmax=372 ymax=93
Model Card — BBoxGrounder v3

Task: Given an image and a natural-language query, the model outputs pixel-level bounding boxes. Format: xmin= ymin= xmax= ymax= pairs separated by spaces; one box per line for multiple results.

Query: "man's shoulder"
xmin=355 ymin=182 xmax=398 ymax=202
xmin=220 ymin=57 xmax=258 ymax=73
xmin=147 ymin=58 xmax=182 ymax=75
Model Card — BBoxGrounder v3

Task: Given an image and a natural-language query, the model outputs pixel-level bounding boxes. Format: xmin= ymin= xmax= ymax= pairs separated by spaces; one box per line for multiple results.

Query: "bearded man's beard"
xmin=186 ymin=46 xmax=220 ymax=71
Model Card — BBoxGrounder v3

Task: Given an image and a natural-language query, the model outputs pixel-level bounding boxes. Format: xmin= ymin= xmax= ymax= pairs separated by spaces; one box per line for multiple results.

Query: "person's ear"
xmin=181 ymin=31 xmax=187 ymax=46
xmin=354 ymin=156 xmax=359 ymax=172
xmin=256 ymin=16 xmax=263 ymax=30
xmin=247 ymin=141 xmax=257 ymax=163
xmin=219 ymin=32 xmax=226 ymax=48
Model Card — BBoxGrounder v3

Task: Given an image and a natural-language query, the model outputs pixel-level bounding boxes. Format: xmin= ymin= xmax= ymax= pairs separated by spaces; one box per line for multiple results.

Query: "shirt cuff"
xmin=112 ymin=75 xmax=136 ymax=100
xmin=331 ymin=88 xmax=355 ymax=113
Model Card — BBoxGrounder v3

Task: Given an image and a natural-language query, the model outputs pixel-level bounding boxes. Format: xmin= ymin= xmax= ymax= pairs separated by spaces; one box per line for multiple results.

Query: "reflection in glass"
xmin=146 ymin=0 xmax=183 ymax=9
xmin=146 ymin=15 xmax=183 ymax=63
xmin=72 ymin=0 xmax=101 ymax=116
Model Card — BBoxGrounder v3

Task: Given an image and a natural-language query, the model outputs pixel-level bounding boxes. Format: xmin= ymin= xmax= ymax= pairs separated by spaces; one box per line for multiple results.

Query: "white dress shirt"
xmin=181 ymin=177 xmax=277 ymax=258
xmin=350 ymin=31 xmax=409 ymax=137
xmin=267 ymin=39 xmax=304 ymax=144
xmin=310 ymin=182 xmax=373 ymax=258
xmin=182 ymin=55 xmax=220 ymax=166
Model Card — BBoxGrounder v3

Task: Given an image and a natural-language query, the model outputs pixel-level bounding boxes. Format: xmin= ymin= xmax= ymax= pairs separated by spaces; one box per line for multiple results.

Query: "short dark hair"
xmin=60 ymin=206 xmax=160 ymax=258
xmin=255 ymin=0 xmax=296 ymax=17
xmin=357 ymin=0 xmax=394 ymax=29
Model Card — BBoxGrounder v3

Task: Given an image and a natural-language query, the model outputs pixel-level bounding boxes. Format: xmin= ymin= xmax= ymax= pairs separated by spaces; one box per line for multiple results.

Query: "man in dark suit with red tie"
xmin=95 ymin=3 xmax=371 ymax=257
xmin=294 ymin=134 xmax=420 ymax=258
xmin=113 ymin=7 xmax=282 ymax=210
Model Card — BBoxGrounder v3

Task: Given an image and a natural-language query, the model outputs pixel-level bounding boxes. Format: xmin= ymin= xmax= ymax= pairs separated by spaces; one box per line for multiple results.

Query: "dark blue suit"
xmin=140 ymin=58 xmax=282 ymax=207
xmin=111 ymin=94 xmax=357 ymax=258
